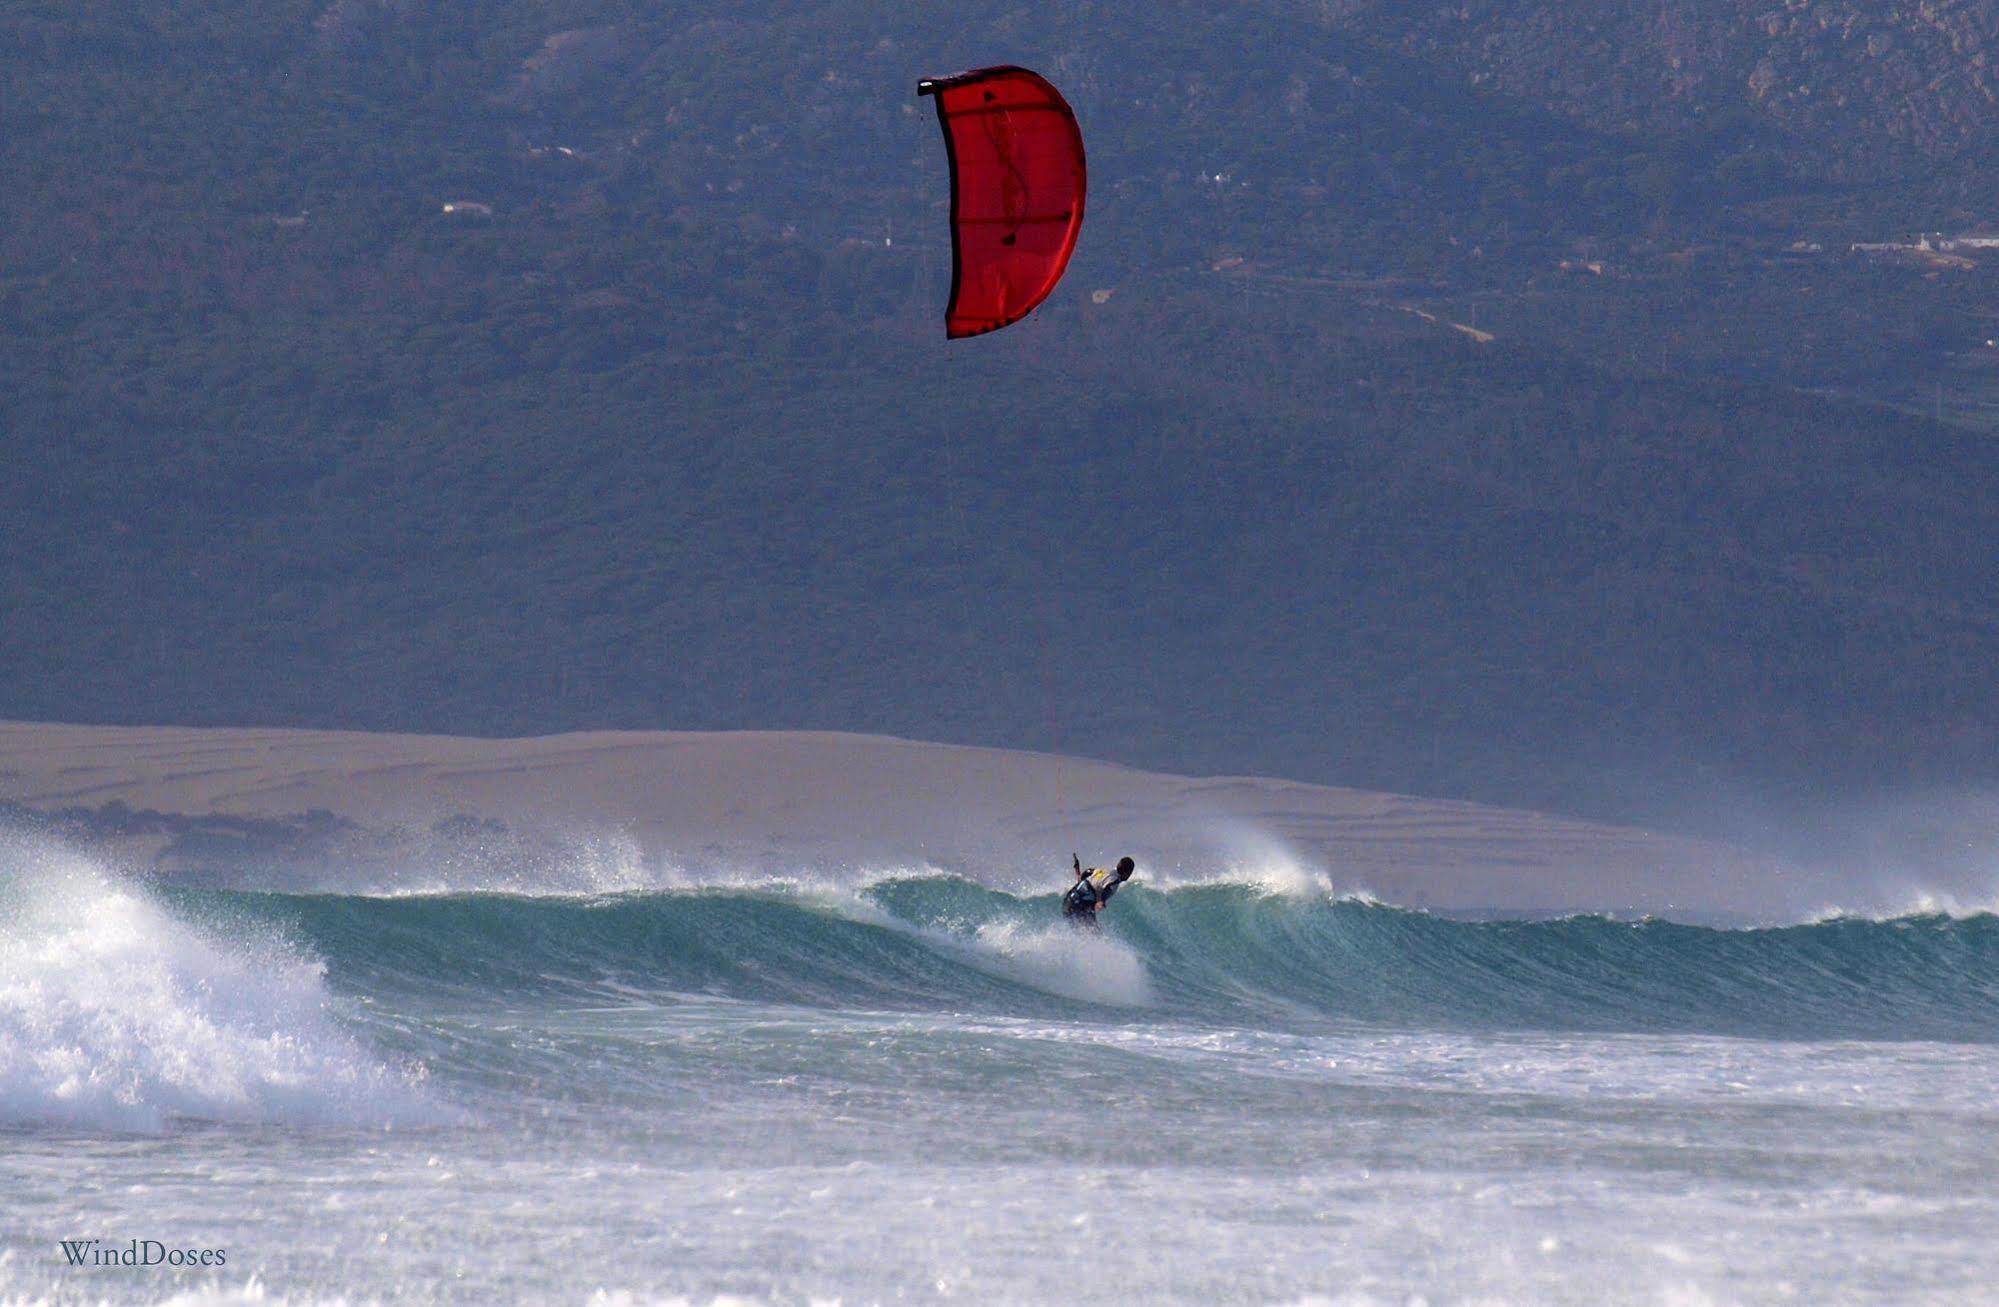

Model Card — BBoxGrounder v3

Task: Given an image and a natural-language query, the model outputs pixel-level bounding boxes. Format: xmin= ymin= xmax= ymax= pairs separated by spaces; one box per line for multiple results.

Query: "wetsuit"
xmin=1063 ymin=866 xmax=1125 ymax=926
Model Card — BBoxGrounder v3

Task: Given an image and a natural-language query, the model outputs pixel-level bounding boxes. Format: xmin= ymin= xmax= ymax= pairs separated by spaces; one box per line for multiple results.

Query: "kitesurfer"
xmin=1063 ymin=854 xmax=1135 ymax=926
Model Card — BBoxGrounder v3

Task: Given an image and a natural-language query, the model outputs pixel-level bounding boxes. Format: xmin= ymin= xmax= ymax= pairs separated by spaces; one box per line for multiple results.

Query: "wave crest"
xmin=174 ymin=874 xmax=1999 ymax=1044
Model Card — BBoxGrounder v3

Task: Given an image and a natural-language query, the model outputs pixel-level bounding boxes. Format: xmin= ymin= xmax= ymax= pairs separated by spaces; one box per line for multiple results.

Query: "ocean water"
xmin=5 ymin=834 xmax=1999 ymax=1306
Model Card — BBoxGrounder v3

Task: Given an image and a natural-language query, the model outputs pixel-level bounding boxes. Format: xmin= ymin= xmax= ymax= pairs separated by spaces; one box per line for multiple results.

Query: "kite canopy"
xmin=918 ymin=66 xmax=1087 ymax=339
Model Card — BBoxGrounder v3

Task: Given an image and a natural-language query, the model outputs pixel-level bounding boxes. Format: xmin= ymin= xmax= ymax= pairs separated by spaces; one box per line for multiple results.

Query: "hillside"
xmin=4 ymin=0 xmax=1999 ymax=829
xmin=1321 ymin=0 xmax=1999 ymax=190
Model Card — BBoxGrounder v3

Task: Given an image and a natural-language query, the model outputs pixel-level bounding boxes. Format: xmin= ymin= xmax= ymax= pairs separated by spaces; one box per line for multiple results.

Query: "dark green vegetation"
xmin=5 ymin=0 xmax=1999 ymax=828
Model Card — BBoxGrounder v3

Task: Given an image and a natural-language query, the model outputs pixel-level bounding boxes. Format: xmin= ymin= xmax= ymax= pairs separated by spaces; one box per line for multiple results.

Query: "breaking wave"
xmin=219 ymin=876 xmax=1999 ymax=1044
xmin=0 ymin=838 xmax=449 ymax=1131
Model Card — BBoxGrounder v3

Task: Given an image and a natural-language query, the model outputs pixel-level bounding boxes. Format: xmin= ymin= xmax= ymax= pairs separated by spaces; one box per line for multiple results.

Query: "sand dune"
xmin=0 ymin=719 xmax=1809 ymax=917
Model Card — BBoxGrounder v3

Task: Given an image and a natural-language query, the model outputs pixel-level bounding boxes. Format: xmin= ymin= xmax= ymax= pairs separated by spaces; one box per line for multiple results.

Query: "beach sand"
xmin=0 ymin=720 xmax=1808 ymax=916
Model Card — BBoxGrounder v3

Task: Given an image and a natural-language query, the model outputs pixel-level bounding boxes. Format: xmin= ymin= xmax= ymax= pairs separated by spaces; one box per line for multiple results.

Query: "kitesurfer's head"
xmin=1115 ymin=857 xmax=1135 ymax=878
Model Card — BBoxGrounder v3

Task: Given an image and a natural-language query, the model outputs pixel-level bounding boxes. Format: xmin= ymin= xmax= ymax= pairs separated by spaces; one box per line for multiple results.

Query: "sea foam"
xmin=0 ymin=836 xmax=447 ymax=1132
xmin=958 ymin=918 xmax=1155 ymax=1007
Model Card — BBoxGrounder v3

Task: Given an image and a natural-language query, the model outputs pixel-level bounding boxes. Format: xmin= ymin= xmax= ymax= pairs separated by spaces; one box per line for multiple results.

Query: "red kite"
xmin=918 ymin=66 xmax=1087 ymax=339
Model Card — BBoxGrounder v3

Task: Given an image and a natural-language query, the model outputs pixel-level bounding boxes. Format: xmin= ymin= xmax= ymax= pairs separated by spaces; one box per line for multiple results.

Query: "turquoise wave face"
xmin=181 ymin=878 xmax=1999 ymax=1044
